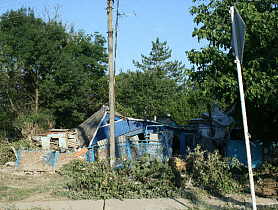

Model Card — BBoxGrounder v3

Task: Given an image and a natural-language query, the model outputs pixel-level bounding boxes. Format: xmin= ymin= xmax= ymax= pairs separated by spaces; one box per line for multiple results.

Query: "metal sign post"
xmin=230 ymin=6 xmax=257 ymax=209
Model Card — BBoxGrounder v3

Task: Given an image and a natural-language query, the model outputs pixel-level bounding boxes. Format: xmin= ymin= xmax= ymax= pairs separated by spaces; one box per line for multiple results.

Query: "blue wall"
xmin=92 ymin=118 xmax=166 ymax=145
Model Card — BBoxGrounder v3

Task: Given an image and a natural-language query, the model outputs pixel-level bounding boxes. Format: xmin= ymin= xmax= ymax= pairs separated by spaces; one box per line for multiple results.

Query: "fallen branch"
xmin=6 ymin=137 xmax=18 ymax=159
xmin=10 ymin=146 xmax=18 ymax=159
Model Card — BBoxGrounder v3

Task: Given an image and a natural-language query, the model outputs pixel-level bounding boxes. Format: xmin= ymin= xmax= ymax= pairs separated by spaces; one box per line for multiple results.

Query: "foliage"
xmin=116 ymin=38 xmax=209 ymax=124
xmin=253 ymin=162 xmax=278 ymax=178
xmin=60 ymin=147 xmax=247 ymax=200
xmin=168 ymin=81 xmax=213 ymax=125
xmin=0 ymin=136 xmax=33 ymax=164
xmin=0 ymin=7 xmax=108 ymax=133
xmin=13 ymin=110 xmax=55 ymax=139
xmin=187 ymin=0 xmax=278 ymax=142
xmin=184 ymin=145 xmax=243 ymax=194
xmin=116 ymin=69 xmax=178 ymax=120
xmin=60 ymin=156 xmax=183 ymax=200
xmin=133 ymin=37 xmax=186 ymax=85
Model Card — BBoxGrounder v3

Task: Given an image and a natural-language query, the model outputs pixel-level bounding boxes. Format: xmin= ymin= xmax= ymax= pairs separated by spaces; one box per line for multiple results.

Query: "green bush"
xmin=13 ymin=110 xmax=55 ymax=138
xmin=184 ymin=145 xmax=243 ymax=195
xmin=0 ymin=136 xmax=32 ymax=165
xmin=254 ymin=162 xmax=278 ymax=177
xmin=60 ymin=156 xmax=183 ymax=200
xmin=60 ymin=146 xmax=247 ymax=200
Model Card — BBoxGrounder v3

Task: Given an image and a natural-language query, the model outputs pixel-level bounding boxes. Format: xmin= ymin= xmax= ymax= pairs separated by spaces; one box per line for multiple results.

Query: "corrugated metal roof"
xmin=191 ymin=103 xmax=234 ymax=127
xmin=75 ymin=106 xmax=108 ymax=147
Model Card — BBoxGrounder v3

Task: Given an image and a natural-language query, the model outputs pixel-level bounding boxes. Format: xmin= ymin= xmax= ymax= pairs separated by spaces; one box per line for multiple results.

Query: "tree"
xmin=0 ymin=8 xmax=108 ymax=136
xmin=0 ymin=8 xmax=68 ymax=113
xmin=169 ymin=81 xmax=214 ymax=125
xmin=40 ymin=31 xmax=108 ymax=127
xmin=116 ymin=38 xmax=187 ymax=120
xmin=116 ymin=69 xmax=177 ymax=119
xmin=186 ymin=0 xmax=278 ymax=142
xmin=133 ymin=37 xmax=186 ymax=85
xmin=116 ymin=38 xmax=208 ymax=124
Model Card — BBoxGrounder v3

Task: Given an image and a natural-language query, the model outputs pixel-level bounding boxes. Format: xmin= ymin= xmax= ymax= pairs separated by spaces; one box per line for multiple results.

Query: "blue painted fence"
xmin=87 ymin=139 xmax=168 ymax=162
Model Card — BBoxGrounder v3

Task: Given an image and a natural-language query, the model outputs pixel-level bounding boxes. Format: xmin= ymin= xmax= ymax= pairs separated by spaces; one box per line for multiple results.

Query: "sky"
xmin=0 ymin=0 xmax=208 ymax=75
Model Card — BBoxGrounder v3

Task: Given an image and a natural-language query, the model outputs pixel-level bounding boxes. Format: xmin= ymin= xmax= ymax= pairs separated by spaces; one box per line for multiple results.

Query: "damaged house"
xmin=17 ymin=106 xmax=177 ymax=171
xmin=175 ymin=103 xmax=263 ymax=167
xmin=16 ymin=104 xmax=263 ymax=171
xmin=186 ymin=103 xmax=234 ymax=155
xmin=75 ymin=106 xmax=175 ymax=161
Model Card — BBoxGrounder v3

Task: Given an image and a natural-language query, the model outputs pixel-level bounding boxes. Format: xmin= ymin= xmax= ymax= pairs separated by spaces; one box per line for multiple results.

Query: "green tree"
xmin=116 ymin=38 xmax=207 ymax=124
xmin=169 ymin=81 xmax=213 ymax=125
xmin=0 ymin=8 xmax=63 ymax=136
xmin=133 ymin=37 xmax=186 ymax=85
xmin=186 ymin=0 xmax=278 ymax=142
xmin=0 ymin=8 xmax=108 ymax=135
xmin=0 ymin=8 xmax=68 ymax=113
xmin=116 ymin=38 xmax=187 ymax=120
xmin=40 ymin=31 xmax=108 ymax=127
xmin=116 ymin=70 xmax=177 ymax=119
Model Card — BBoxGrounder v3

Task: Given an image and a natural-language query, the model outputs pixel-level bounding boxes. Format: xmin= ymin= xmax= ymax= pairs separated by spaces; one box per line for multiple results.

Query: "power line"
xmin=120 ymin=0 xmax=140 ymax=8
xmin=57 ymin=0 xmax=86 ymax=9
xmin=0 ymin=0 xmax=41 ymax=9
xmin=0 ymin=0 xmax=86 ymax=20
xmin=0 ymin=0 xmax=18 ymax=5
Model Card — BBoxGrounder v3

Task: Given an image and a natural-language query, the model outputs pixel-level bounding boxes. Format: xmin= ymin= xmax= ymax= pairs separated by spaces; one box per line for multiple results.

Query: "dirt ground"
xmin=0 ymin=164 xmax=69 ymax=203
xmin=0 ymin=163 xmax=278 ymax=208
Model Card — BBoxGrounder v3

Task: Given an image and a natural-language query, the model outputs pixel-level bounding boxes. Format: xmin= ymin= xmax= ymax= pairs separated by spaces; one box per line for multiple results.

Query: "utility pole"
xmin=107 ymin=0 xmax=115 ymax=166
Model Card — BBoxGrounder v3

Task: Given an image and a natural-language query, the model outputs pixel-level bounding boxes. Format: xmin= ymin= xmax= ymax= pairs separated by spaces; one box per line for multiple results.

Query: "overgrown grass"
xmin=0 ymin=187 xmax=41 ymax=202
xmin=0 ymin=172 xmax=67 ymax=202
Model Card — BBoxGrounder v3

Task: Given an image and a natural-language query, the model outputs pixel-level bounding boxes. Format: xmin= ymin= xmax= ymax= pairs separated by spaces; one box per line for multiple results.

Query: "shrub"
xmin=0 ymin=136 xmax=33 ymax=165
xmin=13 ymin=110 xmax=55 ymax=139
xmin=60 ymin=156 xmax=183 ymax=200
xmin=60 ymin=146 xmax=246 ymax=199
xmin=184 ymin=145 xmax=243 ymax=195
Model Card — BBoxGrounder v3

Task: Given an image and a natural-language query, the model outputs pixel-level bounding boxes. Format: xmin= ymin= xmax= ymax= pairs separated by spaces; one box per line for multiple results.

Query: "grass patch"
xmin=0 ymin=187 xmax=42 ymax=202
xmin=0 ymin=171 xmax=68 ymax=202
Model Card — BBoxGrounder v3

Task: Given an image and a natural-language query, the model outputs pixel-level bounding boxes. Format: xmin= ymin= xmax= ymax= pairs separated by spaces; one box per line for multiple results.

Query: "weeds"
xmin=0 ymin=172 xmax=67 ymax=203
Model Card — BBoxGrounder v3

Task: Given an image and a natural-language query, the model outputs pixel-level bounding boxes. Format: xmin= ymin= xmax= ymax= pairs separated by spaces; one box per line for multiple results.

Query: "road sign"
xmin=231 ymin=7 xmax=246 ymax=64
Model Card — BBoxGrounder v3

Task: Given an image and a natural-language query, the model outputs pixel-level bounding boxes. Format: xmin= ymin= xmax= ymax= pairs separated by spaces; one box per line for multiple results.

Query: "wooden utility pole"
xmin=107 ymin=0 xmax=115 ymax=166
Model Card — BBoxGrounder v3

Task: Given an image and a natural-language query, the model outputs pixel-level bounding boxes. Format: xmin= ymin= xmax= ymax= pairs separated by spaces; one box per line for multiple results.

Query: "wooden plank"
xmin=73 ymin=148 xmax=88 ymax=158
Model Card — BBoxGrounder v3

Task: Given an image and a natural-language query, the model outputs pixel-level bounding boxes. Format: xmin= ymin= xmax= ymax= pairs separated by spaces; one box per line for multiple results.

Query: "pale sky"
xmin=0 ymin=0 xmax=208 ymax=74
